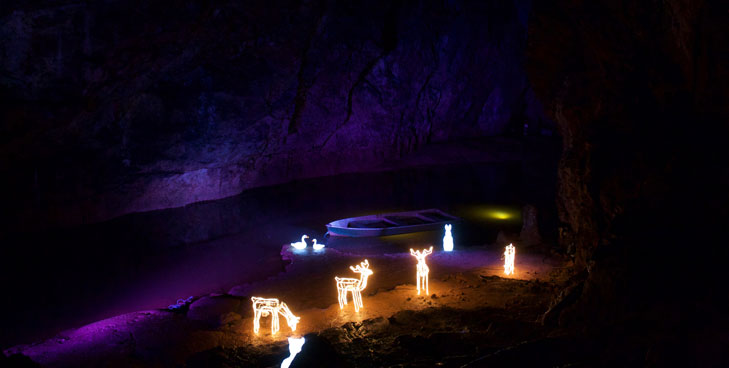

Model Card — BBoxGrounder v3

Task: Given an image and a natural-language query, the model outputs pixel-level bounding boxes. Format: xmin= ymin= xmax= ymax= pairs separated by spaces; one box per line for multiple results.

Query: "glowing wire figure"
xmin=291 ymin=235 xmax=309 ymax=249
xmin=251 ymin=297 xmax=300 ymax=334
xmin=281 ymin=337 xmax=306 ymax=368
xmin=443 ymin=224 xmax=454 ymax=251
xmin=334 ymin=260 xmax=373 ymax=312
xmin=312 ymin=238 xmax=324 ymax=250
xmin=410 ymin=246 xmax=433 ymax=295
xmin=504 ymin=243 xmax=515 ymax=275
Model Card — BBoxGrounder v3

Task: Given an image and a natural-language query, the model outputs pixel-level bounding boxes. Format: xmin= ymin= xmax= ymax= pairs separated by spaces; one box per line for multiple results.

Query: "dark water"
xmin=0 ymin=161 xmax=555 ymax=348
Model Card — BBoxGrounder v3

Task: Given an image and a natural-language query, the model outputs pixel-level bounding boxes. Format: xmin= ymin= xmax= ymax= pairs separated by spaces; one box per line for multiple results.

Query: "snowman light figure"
xmin=443 ymin=224 xmax=453 ymax=252
xmin=281 ymin=337 xmax=306 ymax=368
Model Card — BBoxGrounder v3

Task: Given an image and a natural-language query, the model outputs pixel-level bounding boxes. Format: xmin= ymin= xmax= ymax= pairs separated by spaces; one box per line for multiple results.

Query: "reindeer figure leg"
xmin=425 ymin=273 xmax=429 ymax=295
xmin=352 ymin=290 xmax=360 ymax=312
xmin=272 ymin=309 xmax=280 ymax=334
xmin=253 ymin=309 xmax=261 ymax=333
xmin=416 ymin=273 xmax=422 ymax=295
xmin=338 ymin=287 xmax=346 ymax=308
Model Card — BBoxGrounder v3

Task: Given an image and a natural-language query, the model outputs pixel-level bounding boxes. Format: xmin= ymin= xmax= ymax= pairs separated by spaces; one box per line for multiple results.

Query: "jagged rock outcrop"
xmin=0 ymin=0 xmax=549 ymax=230
xmin=527 ymin=0 xmax=729 ymax=342
xmin=519 ymin=204 xmax=541 ymax=246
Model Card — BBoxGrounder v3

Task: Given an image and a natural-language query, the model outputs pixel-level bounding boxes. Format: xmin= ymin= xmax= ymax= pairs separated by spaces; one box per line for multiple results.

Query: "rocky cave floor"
xmin=4 ymin=240 xmax=597 ymax=368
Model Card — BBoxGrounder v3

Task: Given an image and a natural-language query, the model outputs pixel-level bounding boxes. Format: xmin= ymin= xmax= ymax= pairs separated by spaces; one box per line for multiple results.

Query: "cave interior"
xmin=1 ymin=0 xmax=728 ymax=367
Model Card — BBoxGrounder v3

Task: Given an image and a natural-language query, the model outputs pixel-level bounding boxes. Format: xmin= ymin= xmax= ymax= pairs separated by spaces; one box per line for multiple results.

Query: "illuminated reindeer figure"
xmin=504 ymin=243 xmax=515 ymax=275
xmin=334 ymin=259 xmax=373 ymax=312
xmin=251 ymin=297 xmax=300 ymax=334
xmin=410 ymin=246 xmax=433 ymax=295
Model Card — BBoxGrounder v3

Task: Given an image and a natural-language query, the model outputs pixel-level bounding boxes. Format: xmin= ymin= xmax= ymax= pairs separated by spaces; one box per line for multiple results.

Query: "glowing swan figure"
xmin=312 ymin=238 xmax=324 ymax=250
xmin=281 ymin=337 xmax=306 ymax=368
xmin=334 ymin=260 xmax=373 ymax=312
xmin=291 ymin=235 xmax=309 ymax=249
xmin=251 ymin=297 xmax=300 ymax=334
xmin=504 ymin=243 xmax=515 ymax=275
xmin=443 ymin=224 xmax=453 ymax=251
xmin=410 ymin=246 xmax=433 ymax=295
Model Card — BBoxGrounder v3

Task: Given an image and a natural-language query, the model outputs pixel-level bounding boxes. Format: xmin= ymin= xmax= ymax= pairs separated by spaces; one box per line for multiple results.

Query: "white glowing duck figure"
xmin=291 ymin=235 xmax=309 ymax=249
xmin=312 ymin=238 xmax=325 ymax=250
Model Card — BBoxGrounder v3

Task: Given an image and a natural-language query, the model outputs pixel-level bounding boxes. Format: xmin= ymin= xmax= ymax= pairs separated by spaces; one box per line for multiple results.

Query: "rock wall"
xmin=527 ymin=0 xmax=729 ymax=340
xmin=0 ymin=0 xmax=549 ymax=230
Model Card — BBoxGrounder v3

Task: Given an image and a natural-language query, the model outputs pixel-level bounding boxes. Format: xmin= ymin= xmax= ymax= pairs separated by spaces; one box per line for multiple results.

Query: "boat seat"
xmin=384 ymin=216 xmax=430 ymax=226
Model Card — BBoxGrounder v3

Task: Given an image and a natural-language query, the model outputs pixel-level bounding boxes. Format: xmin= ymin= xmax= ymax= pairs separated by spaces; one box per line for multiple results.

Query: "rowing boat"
xmin=325 ymin=209 xmax=459 ymax=237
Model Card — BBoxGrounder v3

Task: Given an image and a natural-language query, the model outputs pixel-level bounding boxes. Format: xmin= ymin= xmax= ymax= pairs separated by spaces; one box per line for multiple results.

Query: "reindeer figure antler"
xmin=350 ymin=259 xmax=370 ymax=273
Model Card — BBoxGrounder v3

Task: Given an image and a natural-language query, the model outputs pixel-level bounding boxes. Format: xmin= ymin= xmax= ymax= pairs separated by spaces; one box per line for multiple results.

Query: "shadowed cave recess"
xmin=1 ymin=0 xmax=728 ymax=366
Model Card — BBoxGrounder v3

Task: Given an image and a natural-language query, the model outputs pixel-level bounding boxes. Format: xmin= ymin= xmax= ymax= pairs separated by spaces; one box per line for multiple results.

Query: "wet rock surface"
xmin=9 ymin=239 xmax=697 ymax=366
xmin=0 ymin=0 xmax=551 ymax=231
xmin=313 ymin=307 xmax=545 ymax=367
xmin=0 ymin=148 xmax=559 ymax=350
xmin=187 ymin=295 xmax=244 ymax=328
xmin=5 ymin=245 xmax=568 ymax=367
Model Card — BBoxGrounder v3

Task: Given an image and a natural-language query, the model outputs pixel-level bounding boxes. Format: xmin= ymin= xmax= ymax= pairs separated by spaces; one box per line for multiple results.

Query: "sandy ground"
xmin=235 ymin=244 xmax=560 ymax=332
xmin=4 ymin=240 xmax=569 ymax=367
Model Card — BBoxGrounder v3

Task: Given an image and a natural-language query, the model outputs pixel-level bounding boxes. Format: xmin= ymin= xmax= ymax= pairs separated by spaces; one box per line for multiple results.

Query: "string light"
xmin=504 ymin=243 xmax=515 ymax=275
xmin=443 ymin=224 xmax=453 ymax=251
xmin=251 ymin=297 xmax=300 ymax=334
xmin=167 ymin=296 xmax=193 ymax=310
xmin=410 ymin=247 xmax=433 ymax=295
xmin=335 ymin=260 xmax=373 ymax=312
xmin=281 ymin=337 xmax=306 ymax=368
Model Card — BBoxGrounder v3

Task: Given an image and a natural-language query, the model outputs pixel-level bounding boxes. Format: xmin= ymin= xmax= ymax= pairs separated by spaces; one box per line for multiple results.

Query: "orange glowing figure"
xmin=504 ymin=243 xmax=515 ymax=275
xmin=410 ymin=246 xmax=433 ymax=295
xmin=251 ymin=297 xmax=300 ymax=334
xmin=334 ymin=260 xmax=373 ymax=312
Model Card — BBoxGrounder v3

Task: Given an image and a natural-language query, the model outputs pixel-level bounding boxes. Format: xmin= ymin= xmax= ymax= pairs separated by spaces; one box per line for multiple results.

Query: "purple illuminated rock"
xmin=0 ymin=0 xmax=550 ymax=230
xmin=187 ymin=295 xmax=243 ymax=327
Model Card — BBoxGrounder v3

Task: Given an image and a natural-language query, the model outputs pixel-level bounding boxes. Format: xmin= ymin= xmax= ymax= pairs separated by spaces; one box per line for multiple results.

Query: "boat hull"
xmin=325 ymin=209 xmax=459 ymax=238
